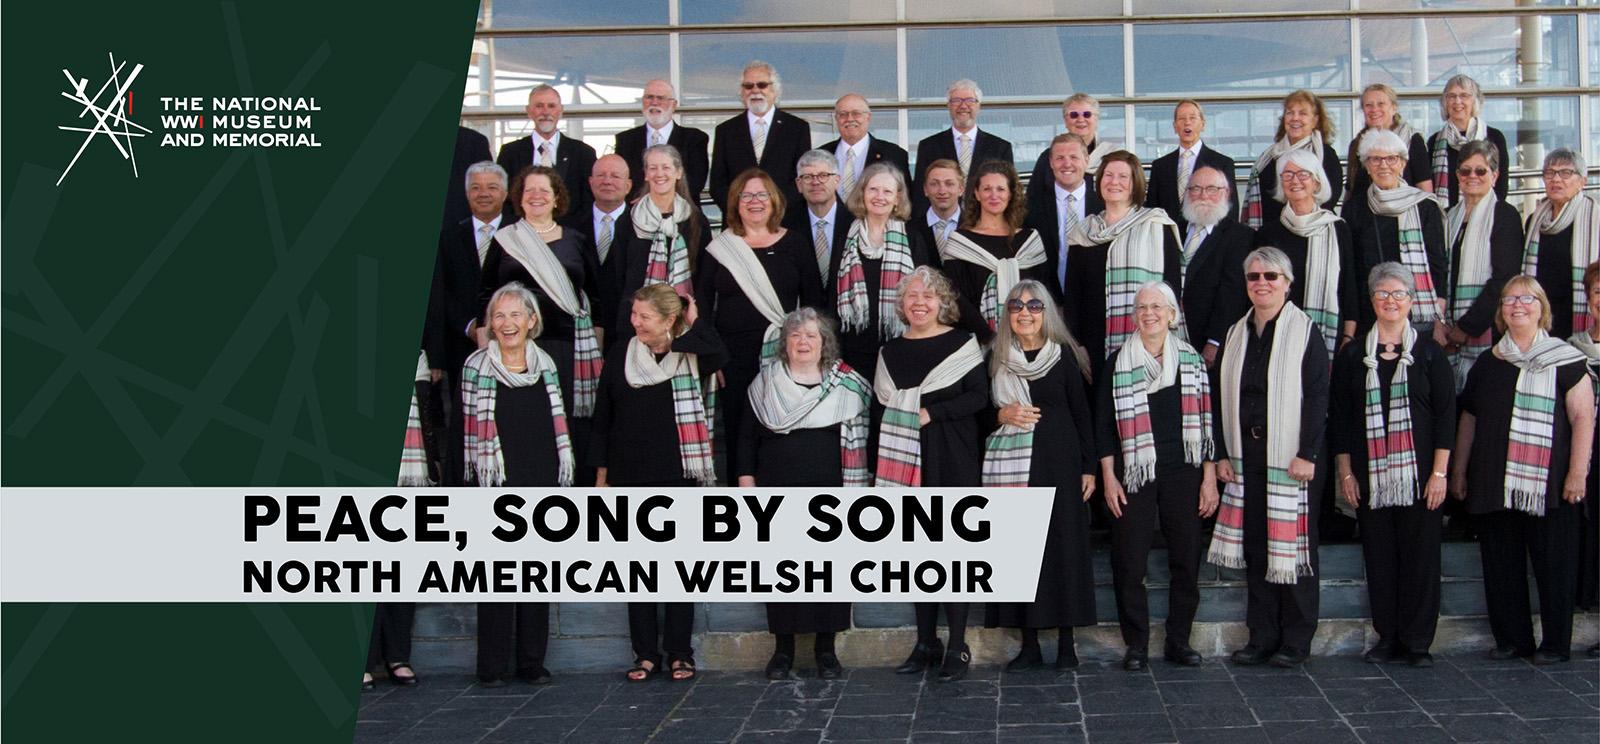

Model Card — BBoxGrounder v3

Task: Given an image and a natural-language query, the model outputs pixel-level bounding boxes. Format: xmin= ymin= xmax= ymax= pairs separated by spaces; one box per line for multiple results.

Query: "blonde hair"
xmin=1495 ymin=275 xmax=1553 ymax=333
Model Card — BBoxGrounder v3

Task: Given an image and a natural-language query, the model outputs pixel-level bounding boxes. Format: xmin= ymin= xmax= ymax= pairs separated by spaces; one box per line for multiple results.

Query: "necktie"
xmin=597 ymin=214 xmax=614 ymax=264
xmin=538 ymin=142 xmax=553 ymax=167
xmin=839 ymin=146 xmax=856 ymax=198
xmin=476 ymin=223 xmax=495 ymax=265
xmin=648 ymin=129 xmax=661 ymax=148
xmin=752 ymin=119 xmax=768 ymax=162
xmin=933 ymin=219 xmax=950 ymax=254
xmin=1178 ymin=149 xmax=1194 ymax=201
xmin=1183 ymin=225 xmax=1205 ymax=270
xmin=813 ymin=219 xmax=830 ymax=280
xmin=957 ymin=133 xmax=972 ymax=176
xmin=1060 ymin=194 xmax=1079 ymax=292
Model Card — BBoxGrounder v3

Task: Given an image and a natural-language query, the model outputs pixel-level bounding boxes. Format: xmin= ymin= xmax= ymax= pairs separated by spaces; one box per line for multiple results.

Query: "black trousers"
xmin=477 ymin=602 xmax=549 ymax=678
xmin=627 ymin=602 xmax=694 ymax=666
xmin=442 ymin=368 xmax=466 ymax=486
xmin=1111 ymin=466 xmax=1204 ymax=651
xmin=1242 ymin=438 xmax=1321 ymax=653
xmin=1477 ymin=507 xmax=1580 ymax=656
xmin=1579 ymin=480 xmax=1599 ymax=609
xmin=366 ymin=602 xmax=416 ymax=671
xmin=913 ymin=603 xmax=970 ymax=649
xmin=1358 ymin=497 xmax=1442 ymax=652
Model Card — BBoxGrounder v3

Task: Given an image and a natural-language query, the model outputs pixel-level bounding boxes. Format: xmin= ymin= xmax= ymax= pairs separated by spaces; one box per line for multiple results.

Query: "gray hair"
xmin=990 ymin=280 xmax=1091 ymax=379
xmin=1439 ymin=74 xmax=1483 ymax=120
xmin=947 ymin=78 xmax=983 ymax=101
xmin=465 ymin=160 xmax=508 ymax=192
xmin=1272 ymin=148 xmax=1333 ymax=205
xmin=642 ymin=78 xmax=676 ymax=99
xmin=1135 ymin=281 xmax=1183 ymax=330
xmin=844 ymin=161 xmax=912 ymax=221
xmin=743 ymin=60 xmax=782 ymax=98
xmin=485 ymin=281 xmax=544 ymax=340
xmin=1243 ymin=246 xmax=1295 ymax=285
xmin=1063 ymin=92 xmax=1100 ymax=116
xmin=896 ymin=266 xmax=961 ymax=326
xmin=776 ymin=307 xmax=842 ymax=372
xmin=796 ymin=149 xmax=840 ymax=175
xmin=528 ymin=83 xmax=559 ymax=100
xmin=1367 ymin=261 xmax=1416 ymax=295
xmin=1357 ymin=128 xmax=1408 ymax=163
xmin=1459 ymin=140 xmax=1501 ymax=172
xmin=1544 ymin=147 xmax=1588 ymax=175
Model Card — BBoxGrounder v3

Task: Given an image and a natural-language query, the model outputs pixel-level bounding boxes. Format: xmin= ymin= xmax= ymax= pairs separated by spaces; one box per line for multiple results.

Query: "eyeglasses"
xmin=737 ymin=192 xmax=771 ymax=202
xmin=1005 ymin=299 xmax=1046 ymax=314
xmin=740 ymin=81 xmax=773 ymax=91
xmin=1066 ymin=110 xmax=1095 ymax=119
xmin=641 ymin=94 xmax=674 ymax=103
xmin=1543 ymin=168 xmax=1580 ymax=180
xmin=835 ymin=110 xmax=869 ymax=120
xmin=1372 ymin=289 xmax=1412 ymax=301
xmin=1444 ymin=92 xmax=1476 ymax=101
xmin=948 ymin=97 xmax=978 ymax=106
xmin=796 ymin=173 xmax=837 ymax=184
xmin=1457 ymin=166 xmax=1491 ymax=178
xmin=1246 ymin=271 xmax=1284 ymax=282
xmin=1280 ymin=170 xmax=1319 ymax=183
xmin=1366 ymin=155 xmax=1404 ymax=167
xmin=1185 ymin=185 xmax=1229 ymax=197
xmin=1500 ymin=294 xmax=1538 ymax=306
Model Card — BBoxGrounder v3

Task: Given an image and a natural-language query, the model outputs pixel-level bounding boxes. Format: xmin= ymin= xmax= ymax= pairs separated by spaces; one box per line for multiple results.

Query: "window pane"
xmin=1133 ymin=21 xmax=1351 ymax=94
xmin=683 ymin=0 xmax=896 ymax=24
xmin=1591 ymin=13 xmax=1600 ymax=86
xmin=1360 ymin=14 xmax=1579 ymax=89
xmin=473 ymin=34 xmax=669 ymax=104
xmin=1363 ymin=0 xmax=1574 ymax=8
xmin=907 ymin=0 xmax=1122 ymax=19
xmin=680 ymin=31 xmax=896 ymax=106
xmin=908 ymin=105 xmax=1127 ymax=180
xmin=1133 ymin=0 xmax=1346 ymax=11
xmin=480 ymin=0 xmax=666 ymax=28
xmin=907 ymin=26 xmax=1123 ymax=99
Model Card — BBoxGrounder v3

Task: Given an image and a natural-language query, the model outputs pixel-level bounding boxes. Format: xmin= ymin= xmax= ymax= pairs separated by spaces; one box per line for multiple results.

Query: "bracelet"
xmin=1341 ymin=474 xmax=1353 ymax=481
xmin=1432 ymin=471 xmax=1447 ymax=479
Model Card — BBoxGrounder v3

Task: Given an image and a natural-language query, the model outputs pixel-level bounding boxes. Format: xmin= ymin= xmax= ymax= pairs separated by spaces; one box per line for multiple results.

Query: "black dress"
xmin=1446 ymin=201 xmax=1525 ymax=341
xmin=986 ymin=348 xmax=1098 ymax=631
xmin=942 ymin=229 xmax=1056 ymax=346
xmin=612 ymin=209 xmax=713 ymax=341
xmin=1065 ymin=226 xmax=1183 ymax=376
xmin=1342 ymin=131 xmax=1432 ymax=218
xmin=1252 ymin=219 xmax=1359 ymax=338
xmin=1344 ymin=194 xmax=1448 ymax=331
xmin=1528 ymin=222 xmax=1581 ymax=340
xmin=834 ymin=228 xmax=941 ymax=383
xmin=1424 ymin=126 xmax=1512 ymax=208
xmin=1252 ymin=145 xmax=1344 ymax=228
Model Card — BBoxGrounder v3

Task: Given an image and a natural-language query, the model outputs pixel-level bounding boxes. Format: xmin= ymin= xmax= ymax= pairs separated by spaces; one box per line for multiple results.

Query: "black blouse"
xmin=612 ymin=210 xmax=713 ymax=340
xmin=1343 ymin=131 xmax=1433 ymax=213
xmin=694 ymin=228 xmax=825 ymax=358
xmin=942 ymin=228 xmax=1055 ymax=346
xmin=588 ymin=317 xmax=728 ymax=485
xmin=1424 ymin=126 xmax=1512 ymax=208
xmin=1254 ymin=145 xmax=1344 ymax=228
xmin=1252 ymin=219 xmax=1359 ymax=334
xmin=1344 ymin=195 xmax=1448 ymax=331
xmin=1448 ymin=200 xmax=1525 ymax=338
xmin=1528 ymin=222 xmax=1580 ymax=340
xmin=735 ymin=381 xmax=847 ymax=486
xmin=875 ymin=329 xmax=989 ymax=487
xmin=1095 ymin=348 xmax=1207 ymax=477
xmin=1329 ymin=336 xmax=1456 ymax=489
xmin=478 ymin=230 xmax=602 ymax=343
xmin=495 ymin=383 xmax=561 ymax=486
xmin=1065 ymin=224 xmax=1184 ymax=375
xmin=1458 ymin=351 xmax=1588 ymax=515
xmin=1213 ymin=311 xmax=1331 ymax=464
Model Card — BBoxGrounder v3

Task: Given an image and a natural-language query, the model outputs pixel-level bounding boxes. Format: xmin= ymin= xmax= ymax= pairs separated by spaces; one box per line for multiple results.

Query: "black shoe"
xmin=477 ymin=676 xmax=506 ymax=688
xmin=937 ymin=644 xmax=971 ymax=682
xmin=387 ymin=662 xmax=419 ymax=686
xmin=1406 ymin=652 xmax=1434 ymax=668
xmin=895 ymin=641 xmax=943 ymax=675
xmin=1055 ymin=648 xmax=1080 ymax=670
xmin=1122 ymin=649 xmax=1148 ymax=672
xmin=1362 ymin=642 xmax=1399 ymax=664
xmin=1589 ymin=643 xmax=1599 ymax=659
xmin=1488 ymin=645 xmax=1529 ymax=661
xmin=1005 ymin=646 xmax=1044 ymax=672
xmin=518 ymin=666 xmax=552 ymax=685
xmin=815 ymin=651 xmax=844 ymax=679
xmin=1163 ymin=643 xmax=1203 ymax=666
xmin=1270 ymin=648 xmax=1308 ymax=668
xmin=361 ymin=674 xmax=376 ymax=692
xmin=1231 ymin=645 xmax=1273 ymax=666
xmin=766 ymin=652 xmax=795 ymax=680
xmin=1531 ymin=650 xmax=1570 ymax=665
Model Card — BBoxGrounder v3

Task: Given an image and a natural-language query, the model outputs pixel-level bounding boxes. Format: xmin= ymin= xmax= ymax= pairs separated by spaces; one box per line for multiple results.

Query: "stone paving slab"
xmin=357 ymin=655 xmax=1600 ymax=744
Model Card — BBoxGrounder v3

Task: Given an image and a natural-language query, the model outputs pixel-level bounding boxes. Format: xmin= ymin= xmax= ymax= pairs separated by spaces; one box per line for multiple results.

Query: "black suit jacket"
xmin=1144 ymin=144 xmax=1239 ymax=233
xmin=819 ymin=135 xmax=911 ymax=187
xmin=495 ymin=134 xmax=598 ymax=221
xmin=1022 ymin=180 xmax=1104 ymax=304
xmin=782 ymin=204 xmax=858 ymax=291
xmin=443 ymin=127 xmax=493 ymax=229
xmin=1181 ymin=218 xmax=1254 ymax=347
xmin=913 ymin=128 xmax=1014 ymax=211
xmin=559 ymin=207 xmax=633 ymax=339
xmin=709 ymin=109 xmax=813 ymax=214
xmin=424 ymin=217 xmax=495 ymax=373
xmin=614 ymin=123 xmax=710 ymax=201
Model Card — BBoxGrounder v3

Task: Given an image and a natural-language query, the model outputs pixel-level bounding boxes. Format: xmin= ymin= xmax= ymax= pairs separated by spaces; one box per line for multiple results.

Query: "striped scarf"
xmin=1071 ymin=208 xmax=1185 ymax=354
xmin=624 ymin=335 xmax=718 ymax=485
xmin=1430 ymin=117 xmax=1488 ymax=204
xmin=1445 ymin=192 xmax=1498 ymax=390
xmin=633 ymin=194 xmax=695 ymax=295
xmin=1110 ymin=332 xmax=1214 ymax=492
xmin=836 ymin=219 xmax=915 ymax=341
xmin=982 ymin=340 xmax=1062 ymax=487
xmin=398 ymin=350 xmax=433 ymax=486
xmin=1278 ymin=206 xmax=1344 ymax=358
xmin=1209 ymin=303 xmax=1315 ymax=584
xmin=494 ymin=220 xmax=604 ymax=417
xmin=1523 ymin=194 xmax=1600 ymax=336
xmin=1085 ymin=139 xmax=1123 ymax=174
xmin=940 ymin=229 xmax=1047 ymax=332
xmin=1568 ymin=332 xmax=1600 ymax=423
xmin=1243 ymin=135 xmax=1322 ymax=229
xmin=460 ymin=341 xmax=575 ymax=487
xmin=873 ymin=334 xmax=984 ymax=486
xmin=748 ymin=360 xmax=872 ymax=486
xmin=705 ymin=230 xmax=788 ymax=361
xmin=1494 ymin=331 xmax=1587 ymax=516
xmin=1362 ymin=325 xmax=1421 ymax=508
xmin=1367 ymin=184 xmax=1442 ymax=324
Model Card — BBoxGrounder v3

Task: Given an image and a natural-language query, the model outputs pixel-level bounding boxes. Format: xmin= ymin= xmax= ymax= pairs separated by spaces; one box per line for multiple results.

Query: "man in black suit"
xmin=709 ymin=61 xmax=813 ymax=213
xmin=559 ymin=154 xmax=631 ymax=346
xmin=1175 ymin=165 xmax=1252 ymax=366
xmin=782 ymin=150 xmax=857 ymax=291
xmin=425 ymin=161 xmax=508 ymax=484
xmin=910 ymin=158 xmax=964 ymax=260
xmin=443 ymin=126 xmax=492 ymax=228
xmin=613 ymin=79 xmax=709 ymax=201
xmin=913 ymin=79 xmax=1013 ymax=211
xmin=820 ymin=93 xmax=910 ymax=200
xmin=1024 ymin=134 xmax=1103 ymax=306
xmin=1145 ymin=100 xmax=1239 ymax=236
xmin=495 ymin=84 xmax=597 ymax=221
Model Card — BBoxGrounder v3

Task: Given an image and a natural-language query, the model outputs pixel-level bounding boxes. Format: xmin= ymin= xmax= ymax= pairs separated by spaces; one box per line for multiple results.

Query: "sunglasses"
xmin=1246 ymin=271 xmax=1284 ymax=282
xmin=1456 ymin=166 xmax=1491 ymax=178
xmin=1500 ymin=294 xmax=1538 ymax=306
xmin=1067 ymin=111 xmax=1094 ymax=119
xmin=1005 ymin=299 xmax=1046 ymax=314
xmin=1372 ymin=289 xmax=1412 ymax=301
xmin=740 ymin=81 xmax=772 ymax=91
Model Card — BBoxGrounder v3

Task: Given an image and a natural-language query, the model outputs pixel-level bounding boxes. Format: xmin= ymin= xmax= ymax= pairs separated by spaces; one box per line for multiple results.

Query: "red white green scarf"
xmin=982 ymin=340 xmax=1062 ymax=487
xmin=494 ymin=220 xmax=604 ymax=417
xmin=398 ymin=350 xmax=433 ymax=486
xmin=1445 ymin=192 xmax=1498 ymax=390
xmin=1494 ymin=331 xmax=1587 ymax=516
xmin=1362 ymin=325 xmax=1421 ymax=508
xmin=705 ymin=231 xmax=787 ymax=362
xmin=1110 ymin=332 xmax=1213 ymax=492
xmin=1278 ymin=206 xmax=1344 ymax=358
xmin=624 ymin=335 xmax=718 ymax=485
xmin=1209 ymin=303 xmax=1315 ymax=584
xmin=1242 ymin=135 xmax=1321 ymax=229
xmin=1522 ymin=194 xmax=1600 ymax=336
xmin=748 ymin=360 xmax=872 ymax=486
xmin=873 ymin=334 xmax=984 ymax=486
xmin=940 ymin=229 xmax=1047 ymax=332
xmin=836 ymin=219 xmax=914 ymax=340
xmin=1367 ymin=184 xmax=1442 ymax=324
xmin=1069 ymin=207 xmax=1184 ymax=354
xmin=633 ymin=194 xmax=695 ymax=295
xmin=460 ymin=341 xmax=575 ymax=487
xmin=1430 ymin=117 xmax=1487 ymax=204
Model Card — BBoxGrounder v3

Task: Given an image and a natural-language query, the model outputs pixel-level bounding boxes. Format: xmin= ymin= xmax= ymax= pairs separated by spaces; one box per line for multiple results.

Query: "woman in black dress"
xmin=738 ymin=307 xmax=870 ymax=680
xmin=1333 ymin=263 xmax=1456 ymax=667
xmin=1097 ymin=282 xmax=1218 ymax=671
xmin=1572 ymin=263 xmax=1600 ymax=656
xmin=1439 ymin=141 xmax=1524 ymax=389
xmin=464 ymin=283 xmax=579 ymax=686
xmin=835 ymin=162 xmax=940 ymax=382
xmin=875 ymin=266 xmax=989 ymax=681
xmin=697 ymin=168 xmax=825 ymax=481
xmin=1346 ymin=128 xmax=1448 ymax=335
xmin=1342 ymin=83 xmax=1432 ymax=214
xmin=1452 ymin=275 xmax=1594 ymax=664
xmin=939 ymin=160 xmax=1051 ymax=345
xmin=1242 ymin=89 xmax=1342 ymax=230
xmin=616 ymin=144 xmax=712 ymax=339
xmin=983 ymin=280 xmax=1098 ymax=671
xmin=592 ymin=283 xmax=727 ymax=681
xmin=479 ymin=166 xmax=604 ymax=486
xmin=1253 ymin=147 xmax=1358 ymax=359
xmin=1426 ymin=74 xmax=1512 ymax=209
xmin=1522 ymin=148 xmax=1599 ymax=341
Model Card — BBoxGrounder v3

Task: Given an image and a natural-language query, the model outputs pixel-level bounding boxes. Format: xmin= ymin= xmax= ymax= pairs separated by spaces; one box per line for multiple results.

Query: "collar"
xmin=952 ymin=125 xmax=980 ymax=145
xmin=647 ymin=120 xmax=675 ymax=141
xmin=1178 ymin=140 xmax=1203 ymax=158
xmin=594 ymin=203 xmax=625 ymax=221
xmin=1054 ymin=180 xmax=1087 ymax=202
xmin=747 ymin=108 xmax=775 ymax=128
xmin=534 ymin=130 xmax=562 ymax=151
xmin=837 ymin=133 xmax=870 ymax=154
xmin=472 ymin=214 xmax=502 ymax=234
xmin=926 ymin=205 xmax=960 ymax=226
xmin=809 ymin=200 xmax=839 ymax=226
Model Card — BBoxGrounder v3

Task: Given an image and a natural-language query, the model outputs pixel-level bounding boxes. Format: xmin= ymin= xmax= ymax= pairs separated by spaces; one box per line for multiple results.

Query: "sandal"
xmin=669 ymin=659 xmax=696 ymax=682
xmin=387 ymin=662 xmax=418 ymax=686
xmin=361 ymin=672 xmax=375 ymax=692
xmin=626 ymin=658 xmax=659 ymax=682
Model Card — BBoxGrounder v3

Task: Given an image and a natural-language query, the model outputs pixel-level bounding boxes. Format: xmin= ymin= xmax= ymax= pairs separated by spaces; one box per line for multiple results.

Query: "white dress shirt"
xmin=592 ymin=203 xmax=626 ymax=247
xmin=950 ymin=125 xmax=980 ymax=152
xmin=835 ymin=135 xmax=870 ymax=180
xmin=645 ymin=121 xmax=676 ymax=147
xmin=532 ymin=131 xmax=562 ymax=164
xmin=925 ymin=206 xmax=960 ymax=243
xmin=747 ymin=109 xmax=775 ymax=145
